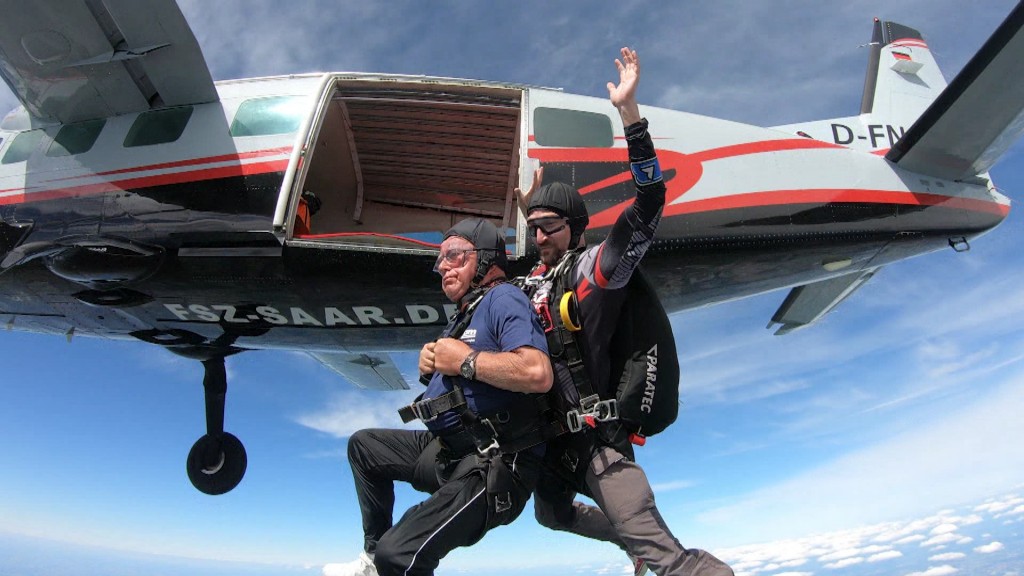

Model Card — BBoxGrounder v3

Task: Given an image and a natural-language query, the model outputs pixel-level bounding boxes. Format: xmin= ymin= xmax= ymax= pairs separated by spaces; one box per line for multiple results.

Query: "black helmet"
xmin=443 ymin=218 xmax=507 ymax=284
xmin=527 ymin=182 xmax=589 ymax=248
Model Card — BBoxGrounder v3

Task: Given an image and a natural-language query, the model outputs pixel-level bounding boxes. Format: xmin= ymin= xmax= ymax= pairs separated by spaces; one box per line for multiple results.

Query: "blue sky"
xmin=1 ymin=1 xmax=1023 ymax=575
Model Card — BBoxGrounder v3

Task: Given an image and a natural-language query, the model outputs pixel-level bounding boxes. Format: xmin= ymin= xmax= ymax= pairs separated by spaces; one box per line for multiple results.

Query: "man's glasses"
xmin=433 ymin=248 xmax=497 ymax=273
xmin=527 ymin=217 xmax=568 ymax=237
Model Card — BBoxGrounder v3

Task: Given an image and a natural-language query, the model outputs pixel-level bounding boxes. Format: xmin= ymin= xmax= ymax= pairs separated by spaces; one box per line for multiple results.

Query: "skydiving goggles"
xmin=433 ymin=248 xmax=498 ymax=273
xmin=526 ymin=216 xmax=568 ymax=237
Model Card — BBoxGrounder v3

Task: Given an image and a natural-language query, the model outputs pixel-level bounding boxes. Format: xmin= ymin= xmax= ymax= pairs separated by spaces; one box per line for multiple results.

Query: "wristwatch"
xmin=460 ymin=350 xmax=480 ymax=380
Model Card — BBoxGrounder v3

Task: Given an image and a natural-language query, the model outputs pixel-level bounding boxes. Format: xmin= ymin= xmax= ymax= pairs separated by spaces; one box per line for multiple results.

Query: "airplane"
xmin=0 ymin=0 xmax=1021 ymax=496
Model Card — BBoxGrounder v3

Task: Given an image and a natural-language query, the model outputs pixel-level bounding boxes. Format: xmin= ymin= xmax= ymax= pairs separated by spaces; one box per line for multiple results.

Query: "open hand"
xmin=607 ymin=47 xmax=641 ymax=125
xmin=514 ymin=166 xmax=544 ymax=217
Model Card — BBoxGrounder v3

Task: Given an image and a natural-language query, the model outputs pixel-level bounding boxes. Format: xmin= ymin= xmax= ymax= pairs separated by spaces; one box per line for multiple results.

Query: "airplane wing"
xmin=886 ymin=1 xmax=1024 ymax=180
xmin=0 ymin=0 xmax=218 ymax=124
xmin=767 ymin=269 xmax=878 ymax=335
xmin=309 ymin=352 xmax=412 ymax=391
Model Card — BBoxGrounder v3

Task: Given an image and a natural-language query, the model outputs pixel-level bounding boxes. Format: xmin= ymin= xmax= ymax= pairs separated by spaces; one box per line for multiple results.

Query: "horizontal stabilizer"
xmin=0 ymin=0 xmax=218 ymax=124
xmin=767 ymin=269 xmax=878 ymax=335
xmin=886 ymin=2 xmax=1024 ymax=179
xmin=309 ymin=352 xmax=411 ymax=390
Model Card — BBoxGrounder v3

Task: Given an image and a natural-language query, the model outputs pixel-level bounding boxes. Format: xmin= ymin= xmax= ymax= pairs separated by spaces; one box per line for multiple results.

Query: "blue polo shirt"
xmin=423 ymin=283 xmax=548 ymax=434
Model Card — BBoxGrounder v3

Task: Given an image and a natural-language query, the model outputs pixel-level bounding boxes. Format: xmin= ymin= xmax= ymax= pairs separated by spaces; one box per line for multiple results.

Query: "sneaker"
xmin=323 ymin=552 xmax=378 ymax=576
xmin=629 ymin=554 xmax=650 ymax=576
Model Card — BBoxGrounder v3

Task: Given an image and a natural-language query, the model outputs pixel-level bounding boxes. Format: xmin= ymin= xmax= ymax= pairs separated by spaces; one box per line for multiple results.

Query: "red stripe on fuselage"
xmin=41 ymin=147 xmax=294 ymax=183
xmin=294 ymin=231 xmax=442 ymax=248
xmin=529 ymin=138 xmax=840 ymax=165
xmin=688 ymin=139 xmax=844 ymax=162
xmin=0 ymin=159 xmax=288 ymax=206
xmin=530 ymin=137 xmax=1007 ymax=227
xmin=659 ymin=188 xmax=1009 ymax=219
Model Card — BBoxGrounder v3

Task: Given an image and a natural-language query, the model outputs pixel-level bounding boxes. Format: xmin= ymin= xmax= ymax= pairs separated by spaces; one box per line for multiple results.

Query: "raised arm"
xmin=582 ymin=48 xmax=666 ymax=290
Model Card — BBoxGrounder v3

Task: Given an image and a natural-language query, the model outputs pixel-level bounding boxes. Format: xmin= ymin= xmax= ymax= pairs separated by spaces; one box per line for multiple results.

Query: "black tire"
xmin=186 ymin=433 xmax=247 ymax=495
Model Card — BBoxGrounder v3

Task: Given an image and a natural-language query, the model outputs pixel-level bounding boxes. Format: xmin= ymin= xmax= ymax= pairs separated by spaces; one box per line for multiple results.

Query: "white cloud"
xmin=906 ymin=567 xmax=958 ymax=576
xmin=974 ymin=495 xmax=1024 ymax=515
xmin=1005 ymin=505 xmax=1024 ymax=516
xmin=697 ymin=375 xmax=1024 ymax=543
xmin=974 ymin=541 xmax=1004 ymax=554
xmin=730 ymin=558 xmax=763 ymax=571
xmin=650 ymin=480 xmax=696 ymax=493
xmin=921 ymin=533 xmax=960 ymax=547
xmin=955 ymin=514 xmax=984 ymax=526
xmin=824 ymin=556 xmax=863 ymax=569
xmin=930 ymin=523 xmax=958 ymax=535
xmin=714 ymin=488 xmax=1023 ymax=576
xmin=929 ymin=552 xmax=965 ymax=561
xmin=818 ymin=547 xmax=860 ymax=561
xmin=868 ymin=550 xmax=903 ymax=562
xmin=294 ymin=389 xmax=423 ymax=440
xmin=323 ymin=557 xmax=365 ymax=576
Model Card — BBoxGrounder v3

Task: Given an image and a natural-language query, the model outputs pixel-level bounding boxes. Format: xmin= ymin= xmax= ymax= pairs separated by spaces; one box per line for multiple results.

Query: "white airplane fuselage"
xmin=0 ymin=71 xmax=1009 ymax=352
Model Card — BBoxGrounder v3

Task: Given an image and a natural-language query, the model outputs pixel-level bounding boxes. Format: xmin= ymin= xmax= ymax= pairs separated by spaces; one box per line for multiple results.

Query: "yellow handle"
xmin=559 ymin=291 xmax=581 ymax=331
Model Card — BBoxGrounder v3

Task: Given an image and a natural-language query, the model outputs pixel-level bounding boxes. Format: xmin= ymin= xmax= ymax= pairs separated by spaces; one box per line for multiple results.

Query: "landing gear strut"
xmin=186 ymin=358 xmax=247 ymax=495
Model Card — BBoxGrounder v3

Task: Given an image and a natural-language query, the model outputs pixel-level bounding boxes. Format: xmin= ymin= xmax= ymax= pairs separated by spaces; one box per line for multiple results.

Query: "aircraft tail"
xmin=859 ymin=19 xmax=948 ymax=131
xmin=887 ymin=1 xmax=1024 ymax=180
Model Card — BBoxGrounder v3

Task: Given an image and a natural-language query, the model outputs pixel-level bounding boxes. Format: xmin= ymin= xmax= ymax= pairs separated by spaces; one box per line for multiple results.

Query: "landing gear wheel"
xmin=186 ymin=432 xmax=247 ymax=495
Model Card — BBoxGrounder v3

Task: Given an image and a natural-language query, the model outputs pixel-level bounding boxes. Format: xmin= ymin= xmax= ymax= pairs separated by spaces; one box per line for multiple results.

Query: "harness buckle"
xmin=565 ymin=398 xmax=619 ymax=433
xmin=475 ymin=418 xmax=502 ymax=457
xmin=566 ymin=410 xmax=584 ymax=433
xmin=494 ymin=492 xmax=512 ymax=513
xmin=579 ymin=394 xmax=600 ymax=412
xmin=411 ymin=399 xmax=438 ymax=423
xmin=593 ymin=399 xmax=619 ymax=422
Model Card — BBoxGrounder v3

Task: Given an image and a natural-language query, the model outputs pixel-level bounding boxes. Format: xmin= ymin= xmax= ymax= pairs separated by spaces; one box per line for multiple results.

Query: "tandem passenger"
xmin=335 ymin=218 xmax=553 ymax=576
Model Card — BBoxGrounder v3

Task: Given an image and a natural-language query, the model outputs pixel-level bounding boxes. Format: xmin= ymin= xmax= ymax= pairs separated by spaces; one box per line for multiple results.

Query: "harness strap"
xmin=544 ymin=250 xmax=600 ymax=406
xmin=416 ymin=286 xmax=492 ymax=386
xmin=458 ymin=396 xmax=565 ymax=457
xmin=398 ymin=388 xmax=466 ymax=424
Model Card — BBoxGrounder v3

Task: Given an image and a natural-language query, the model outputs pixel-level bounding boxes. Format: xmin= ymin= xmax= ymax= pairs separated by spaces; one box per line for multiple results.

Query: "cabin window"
xmin=230 ymin=96 xmax=307 ymax=137
xmin=124 ymin=106 xmax=194 ymax=147
xmin=46 ymin=119 xmax=106 ymax=157
xmin=1 ymin=129 xmax=45 ymax=164
xmin=533 ymin=107 xmax=613 ymax=148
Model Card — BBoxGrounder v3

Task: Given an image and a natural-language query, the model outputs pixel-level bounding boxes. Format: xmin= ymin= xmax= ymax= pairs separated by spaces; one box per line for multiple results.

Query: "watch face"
xmin=460 ymin=353 xmax=476 ymax=379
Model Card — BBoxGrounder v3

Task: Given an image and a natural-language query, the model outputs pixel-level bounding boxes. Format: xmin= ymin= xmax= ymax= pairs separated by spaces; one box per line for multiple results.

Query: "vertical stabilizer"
xmin=860 ymin=19 xmax=947 ymax=128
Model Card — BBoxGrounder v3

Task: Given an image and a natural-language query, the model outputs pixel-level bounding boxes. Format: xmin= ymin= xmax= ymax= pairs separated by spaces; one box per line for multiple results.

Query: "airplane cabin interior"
xmin=291 ymin=80 xmax=524 ymax=255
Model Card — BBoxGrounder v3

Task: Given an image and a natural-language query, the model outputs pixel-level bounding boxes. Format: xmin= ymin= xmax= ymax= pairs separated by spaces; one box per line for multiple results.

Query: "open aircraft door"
xmin=276 ymin=74 xmax=529 ymax=263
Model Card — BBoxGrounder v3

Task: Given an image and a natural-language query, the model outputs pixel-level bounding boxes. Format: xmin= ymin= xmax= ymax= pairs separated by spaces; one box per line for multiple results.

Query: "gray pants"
xmin=534 ymin=446 xmax=733 ymax=576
